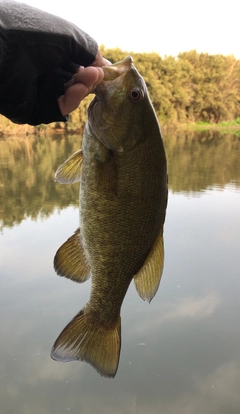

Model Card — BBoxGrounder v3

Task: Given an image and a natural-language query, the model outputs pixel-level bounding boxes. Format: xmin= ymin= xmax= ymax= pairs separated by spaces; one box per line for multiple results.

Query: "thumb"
xmin=58 ymin=67 xmax=104 ymax=115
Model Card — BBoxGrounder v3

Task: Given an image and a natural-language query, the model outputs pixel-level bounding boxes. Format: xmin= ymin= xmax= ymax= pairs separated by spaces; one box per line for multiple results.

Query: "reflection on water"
xmin=1 ymin=130 xmax=240 ymax=229
xmin=0 ymin=131 xmax=240 ymax=413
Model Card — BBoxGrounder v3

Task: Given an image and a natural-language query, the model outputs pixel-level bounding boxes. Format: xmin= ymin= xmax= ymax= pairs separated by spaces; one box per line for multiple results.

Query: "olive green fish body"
xmin=81 ymin=118 xmax=166 ymax=325
xmin=52 ymin=57 xmax=168 ymax=378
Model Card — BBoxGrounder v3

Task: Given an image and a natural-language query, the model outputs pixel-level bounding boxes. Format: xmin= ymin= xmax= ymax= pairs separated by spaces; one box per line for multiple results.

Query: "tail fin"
xmin=51 ymin=308 xmax=121 ymax=378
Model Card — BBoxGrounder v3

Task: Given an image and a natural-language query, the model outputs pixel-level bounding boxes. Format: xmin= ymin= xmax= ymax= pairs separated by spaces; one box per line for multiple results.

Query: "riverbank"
xmin=1 ymin=114 xmax=240 ymax=137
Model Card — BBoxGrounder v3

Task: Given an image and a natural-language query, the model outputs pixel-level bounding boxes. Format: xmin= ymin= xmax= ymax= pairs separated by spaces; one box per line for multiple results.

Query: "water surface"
xmin=0 ymin=130 xmax=240 ymax=414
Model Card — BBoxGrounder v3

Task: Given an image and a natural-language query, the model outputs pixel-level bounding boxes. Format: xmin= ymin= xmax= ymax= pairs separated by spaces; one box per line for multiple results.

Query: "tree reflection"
xmin=1 ymin=130 xmax=240 ymax=229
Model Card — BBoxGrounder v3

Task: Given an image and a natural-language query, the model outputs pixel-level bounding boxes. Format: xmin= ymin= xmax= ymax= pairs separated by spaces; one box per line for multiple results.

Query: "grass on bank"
xmin=1 ymin=113 xmax=240 ymax=138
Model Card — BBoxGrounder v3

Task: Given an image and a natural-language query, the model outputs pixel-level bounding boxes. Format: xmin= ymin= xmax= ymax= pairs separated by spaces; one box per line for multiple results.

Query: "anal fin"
xmin=54 ymin=228 xmax=90 ymax=283
xmin=134 ymin=230 xmax=164 ymax=302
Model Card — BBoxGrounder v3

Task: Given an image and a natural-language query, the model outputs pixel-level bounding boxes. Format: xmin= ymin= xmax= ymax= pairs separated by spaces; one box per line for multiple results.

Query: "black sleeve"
xmin=0 ymin=0 xmax=99 ymax=125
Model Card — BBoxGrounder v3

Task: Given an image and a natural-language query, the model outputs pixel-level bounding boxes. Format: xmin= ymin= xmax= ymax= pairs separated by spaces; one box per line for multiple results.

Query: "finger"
xmin=64 ymin=66 xmax=104 ymax=92
xmin=58 ymin=83 xmax=89 ymax=115
xmin=91 ymin=50 xmax=112 ymax=67
xmin=58 ymin=67 xmax=104 ymax=115
xmin=72 ymin=66 xmax=104 ymax=88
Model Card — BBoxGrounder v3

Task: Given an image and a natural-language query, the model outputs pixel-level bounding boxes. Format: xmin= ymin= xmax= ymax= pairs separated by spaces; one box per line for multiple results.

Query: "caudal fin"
xmin=51 ymin=308 xmax=121 ymax=378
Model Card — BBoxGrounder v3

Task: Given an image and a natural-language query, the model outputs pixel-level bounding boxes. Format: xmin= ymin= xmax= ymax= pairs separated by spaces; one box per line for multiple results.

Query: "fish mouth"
xmin=87 ymin=55 xmax=143 ymax=150
xmin=89 ymin=56 xmax=135 ymax=117
xmin=101 ymin=55 xmax=133 ymax=81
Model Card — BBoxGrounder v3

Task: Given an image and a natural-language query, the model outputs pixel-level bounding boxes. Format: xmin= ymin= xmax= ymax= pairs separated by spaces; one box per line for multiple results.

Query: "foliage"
xmin=0 ymin=49 xmax=240 ymax=134
xmin=100 ymin=48 xmax=240 ymax=125
xmin=1 ymin=131 xmax=240 ymax=229
xmin=0 ymin=134 xmax=81 ymax=229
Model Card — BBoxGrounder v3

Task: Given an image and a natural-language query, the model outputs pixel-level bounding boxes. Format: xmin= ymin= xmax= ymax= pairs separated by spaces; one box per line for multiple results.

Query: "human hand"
xmin=0 ymin=1 xmax=109 ymax=125
xmin=58 ymin=51 xmax=111 ymax=116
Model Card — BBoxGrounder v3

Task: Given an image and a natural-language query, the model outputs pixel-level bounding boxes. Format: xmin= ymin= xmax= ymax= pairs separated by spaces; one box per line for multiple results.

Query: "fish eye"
xmin=129 ymin=88 xmax=142 ymax=102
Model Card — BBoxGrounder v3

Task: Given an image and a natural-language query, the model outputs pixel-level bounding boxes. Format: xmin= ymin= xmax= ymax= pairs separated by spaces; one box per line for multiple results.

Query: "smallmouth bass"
xmin=51 ymin=56 xmax=168 ymax=378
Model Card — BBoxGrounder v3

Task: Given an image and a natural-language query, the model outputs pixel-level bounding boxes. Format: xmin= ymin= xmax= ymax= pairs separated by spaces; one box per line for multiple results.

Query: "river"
xmin=0 ymin=130 xmax=240 ymax=414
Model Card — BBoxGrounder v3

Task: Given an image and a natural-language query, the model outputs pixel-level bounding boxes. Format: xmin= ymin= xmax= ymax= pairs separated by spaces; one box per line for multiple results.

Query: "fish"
xmin=51 ymin=56 xmax=168 ymax=378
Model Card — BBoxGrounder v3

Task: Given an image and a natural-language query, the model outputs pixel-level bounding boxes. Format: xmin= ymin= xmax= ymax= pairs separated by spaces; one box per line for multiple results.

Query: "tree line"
xmin=100 ymin=47 xmax=240 ymax=125
xmin=0 ymin=48 xmax=239 ymax=134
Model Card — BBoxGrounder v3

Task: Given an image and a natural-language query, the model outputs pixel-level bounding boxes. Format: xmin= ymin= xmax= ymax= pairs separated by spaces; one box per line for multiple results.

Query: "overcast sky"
xmin=16 ymin=0 xmax=239 ymax=58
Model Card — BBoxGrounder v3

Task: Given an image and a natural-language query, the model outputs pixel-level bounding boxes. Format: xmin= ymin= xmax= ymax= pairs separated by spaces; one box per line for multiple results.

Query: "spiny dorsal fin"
xmin=134 ymin=231 xmax=164 ymax=302
xmin=55 ymin=150 xmax=83 ymax=184
xmin=51 ymin=308 xmax=121 ymax=378
xmin=54 ymin=228 xmax=90 ymax=283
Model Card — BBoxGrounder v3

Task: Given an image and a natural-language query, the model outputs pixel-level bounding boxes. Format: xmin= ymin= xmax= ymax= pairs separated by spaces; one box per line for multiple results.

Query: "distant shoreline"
xmin=1 ymin=122 xmax=240 ymax=137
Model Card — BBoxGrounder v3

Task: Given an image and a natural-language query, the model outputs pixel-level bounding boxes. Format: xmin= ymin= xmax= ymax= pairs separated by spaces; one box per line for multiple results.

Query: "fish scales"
xmin=81 ymin=146 xmax=164 ymax=320
xmin=52 ymin=56 xmax=168 ymax=378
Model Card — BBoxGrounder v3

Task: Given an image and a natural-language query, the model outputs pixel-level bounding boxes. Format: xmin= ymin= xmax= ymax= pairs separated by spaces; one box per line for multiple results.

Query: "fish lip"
xmin=101 ymin=56 xmax=134 ymax=81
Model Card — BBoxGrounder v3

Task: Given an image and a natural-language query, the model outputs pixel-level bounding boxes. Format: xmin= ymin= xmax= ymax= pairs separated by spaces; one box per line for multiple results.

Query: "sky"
xmin=16 ymin=0 xmax=239 ymax=58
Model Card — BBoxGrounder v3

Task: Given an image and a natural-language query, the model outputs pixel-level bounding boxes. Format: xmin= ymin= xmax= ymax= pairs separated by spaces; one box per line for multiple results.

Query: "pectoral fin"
xmin=55 ymin=150 xmax=83 ymax=184
xmin=134 ymin=230 xmax=164 ymax=302
xmin=54 ymin=228 xmax=90 ymax=283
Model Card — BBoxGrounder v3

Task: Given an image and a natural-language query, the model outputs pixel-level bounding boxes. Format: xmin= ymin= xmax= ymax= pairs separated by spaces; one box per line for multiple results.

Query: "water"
xmin=0 ymin=130 xmax=240 ymax=414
